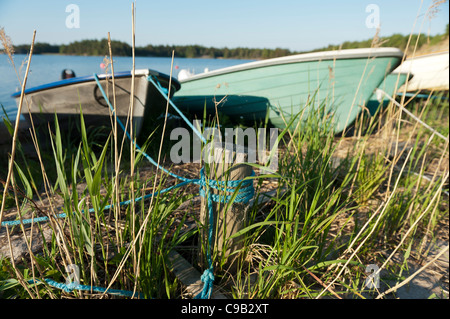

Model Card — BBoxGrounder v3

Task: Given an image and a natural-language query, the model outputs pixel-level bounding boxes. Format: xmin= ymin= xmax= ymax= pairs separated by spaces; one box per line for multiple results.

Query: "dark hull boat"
xmin=12 ymin=69 xmax=180 ymax=137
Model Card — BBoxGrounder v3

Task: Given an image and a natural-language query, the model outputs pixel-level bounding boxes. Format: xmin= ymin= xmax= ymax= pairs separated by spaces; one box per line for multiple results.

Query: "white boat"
xmin=394 ymin=51 xmax=449 ymax=92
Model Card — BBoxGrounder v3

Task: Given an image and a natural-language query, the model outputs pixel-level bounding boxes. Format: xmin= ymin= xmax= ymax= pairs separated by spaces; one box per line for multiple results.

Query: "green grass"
xmin=1 ymin=41 xmax=449 ymax=299
xmin=0 ymin=87 xmax=448 ymax=299
xmin=2 ymin=6 xmax=448 ymax=298
xmin=1 ymin=88 xmax=448 ymax=299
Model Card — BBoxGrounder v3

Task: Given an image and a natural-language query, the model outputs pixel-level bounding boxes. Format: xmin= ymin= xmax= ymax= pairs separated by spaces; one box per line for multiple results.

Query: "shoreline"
xmin=9 ymin=52 xmax=258 ymax=61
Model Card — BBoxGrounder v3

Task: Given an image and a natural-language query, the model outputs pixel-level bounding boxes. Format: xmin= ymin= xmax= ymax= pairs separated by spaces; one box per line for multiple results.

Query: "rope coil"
xmin=198 ymin=167 xmax=255 ymax=204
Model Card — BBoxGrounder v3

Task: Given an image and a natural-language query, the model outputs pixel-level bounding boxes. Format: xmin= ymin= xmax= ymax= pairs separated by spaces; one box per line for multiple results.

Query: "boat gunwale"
xmin=402 ymin=50 xmax=449 ymax=61
xmin=178 ymin=47 xmax=405 ymax=83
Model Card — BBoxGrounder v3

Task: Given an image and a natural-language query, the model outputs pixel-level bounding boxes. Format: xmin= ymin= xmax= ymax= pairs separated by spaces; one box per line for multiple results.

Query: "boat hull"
xmin=173 ymin=48 xmax=404 ymax=133
xmin=394 ymin=51 xmax=449 ymax=92
xmin=366 ymin=72 xmax=410 ymax=115
xmin=12 ymin=69 xmax=180 ymax=137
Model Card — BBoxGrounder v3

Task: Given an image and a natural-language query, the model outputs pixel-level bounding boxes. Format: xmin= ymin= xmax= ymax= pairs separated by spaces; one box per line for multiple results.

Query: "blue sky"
xmin=0 ymin=0 xmax=448 ymax=52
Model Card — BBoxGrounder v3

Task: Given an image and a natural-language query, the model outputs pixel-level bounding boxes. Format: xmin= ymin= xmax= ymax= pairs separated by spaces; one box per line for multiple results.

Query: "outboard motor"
xmin=61 ymin=69 xmax=76 ymax=79
xmin=177 ymin=69 xmax=194 ymax=81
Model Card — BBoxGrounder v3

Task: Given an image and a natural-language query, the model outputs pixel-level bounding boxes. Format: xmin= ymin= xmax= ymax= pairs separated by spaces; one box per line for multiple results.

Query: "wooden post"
xmin=200 ymin=142 xmax=253 ymax=272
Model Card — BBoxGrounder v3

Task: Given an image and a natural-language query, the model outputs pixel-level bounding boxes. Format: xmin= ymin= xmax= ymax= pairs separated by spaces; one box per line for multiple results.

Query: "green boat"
xmin=173 ymin=48 xmax=404 ymax=133
xmin=366 ymin=72 xmax=410 ymax=116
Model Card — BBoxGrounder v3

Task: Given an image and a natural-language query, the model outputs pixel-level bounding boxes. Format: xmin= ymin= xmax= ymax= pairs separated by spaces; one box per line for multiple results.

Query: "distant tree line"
xmin=13 ymin=39 xmax=292 ymax=59
xmin=13 ymin=42 xmax=60 ymax=54
xmin=12 ymin=24 xmax=449 ymax=59
xmin=312 ymin=24 xmax=449 ymax=53
xmin=313 ymin=33 xmax=448 ymax=53
xmin=136 ymin=45 xmax=292 ymax=59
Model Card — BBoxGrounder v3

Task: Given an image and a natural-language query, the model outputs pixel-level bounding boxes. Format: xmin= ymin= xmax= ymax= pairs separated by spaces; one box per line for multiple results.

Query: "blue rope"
xmin=0 ymin=181 xmax=191 ymax=228
xmin=195 ymin=168 xmax=215 ymax=299
xmin=2 ymin=72 xmax=255 ymax=300
xmin=199 ymin=171 xmax=255 ymax=204
xmin=147 ymin=75 xmax=206 ymax=144
xmin=28 ymin=278 xmax=143 ymax=298
xmin=1 ymin=213 xmax=67 ymax=227
xmin=195 ymin=168 xmax=254 ymax=299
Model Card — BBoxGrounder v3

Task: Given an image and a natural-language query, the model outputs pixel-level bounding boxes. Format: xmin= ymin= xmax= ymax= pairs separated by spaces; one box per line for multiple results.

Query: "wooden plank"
xmin=167 ymin=249 xmax=227 ymax=299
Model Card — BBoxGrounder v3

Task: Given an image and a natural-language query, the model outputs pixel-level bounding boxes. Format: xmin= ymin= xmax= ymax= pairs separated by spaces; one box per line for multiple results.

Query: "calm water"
xmin=0 ymin=54 xmax=253 ymax=121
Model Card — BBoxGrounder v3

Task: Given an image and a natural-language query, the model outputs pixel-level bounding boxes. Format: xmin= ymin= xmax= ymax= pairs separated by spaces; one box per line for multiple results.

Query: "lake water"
xmin=0 ymin=54 xmax=253 ymax=121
